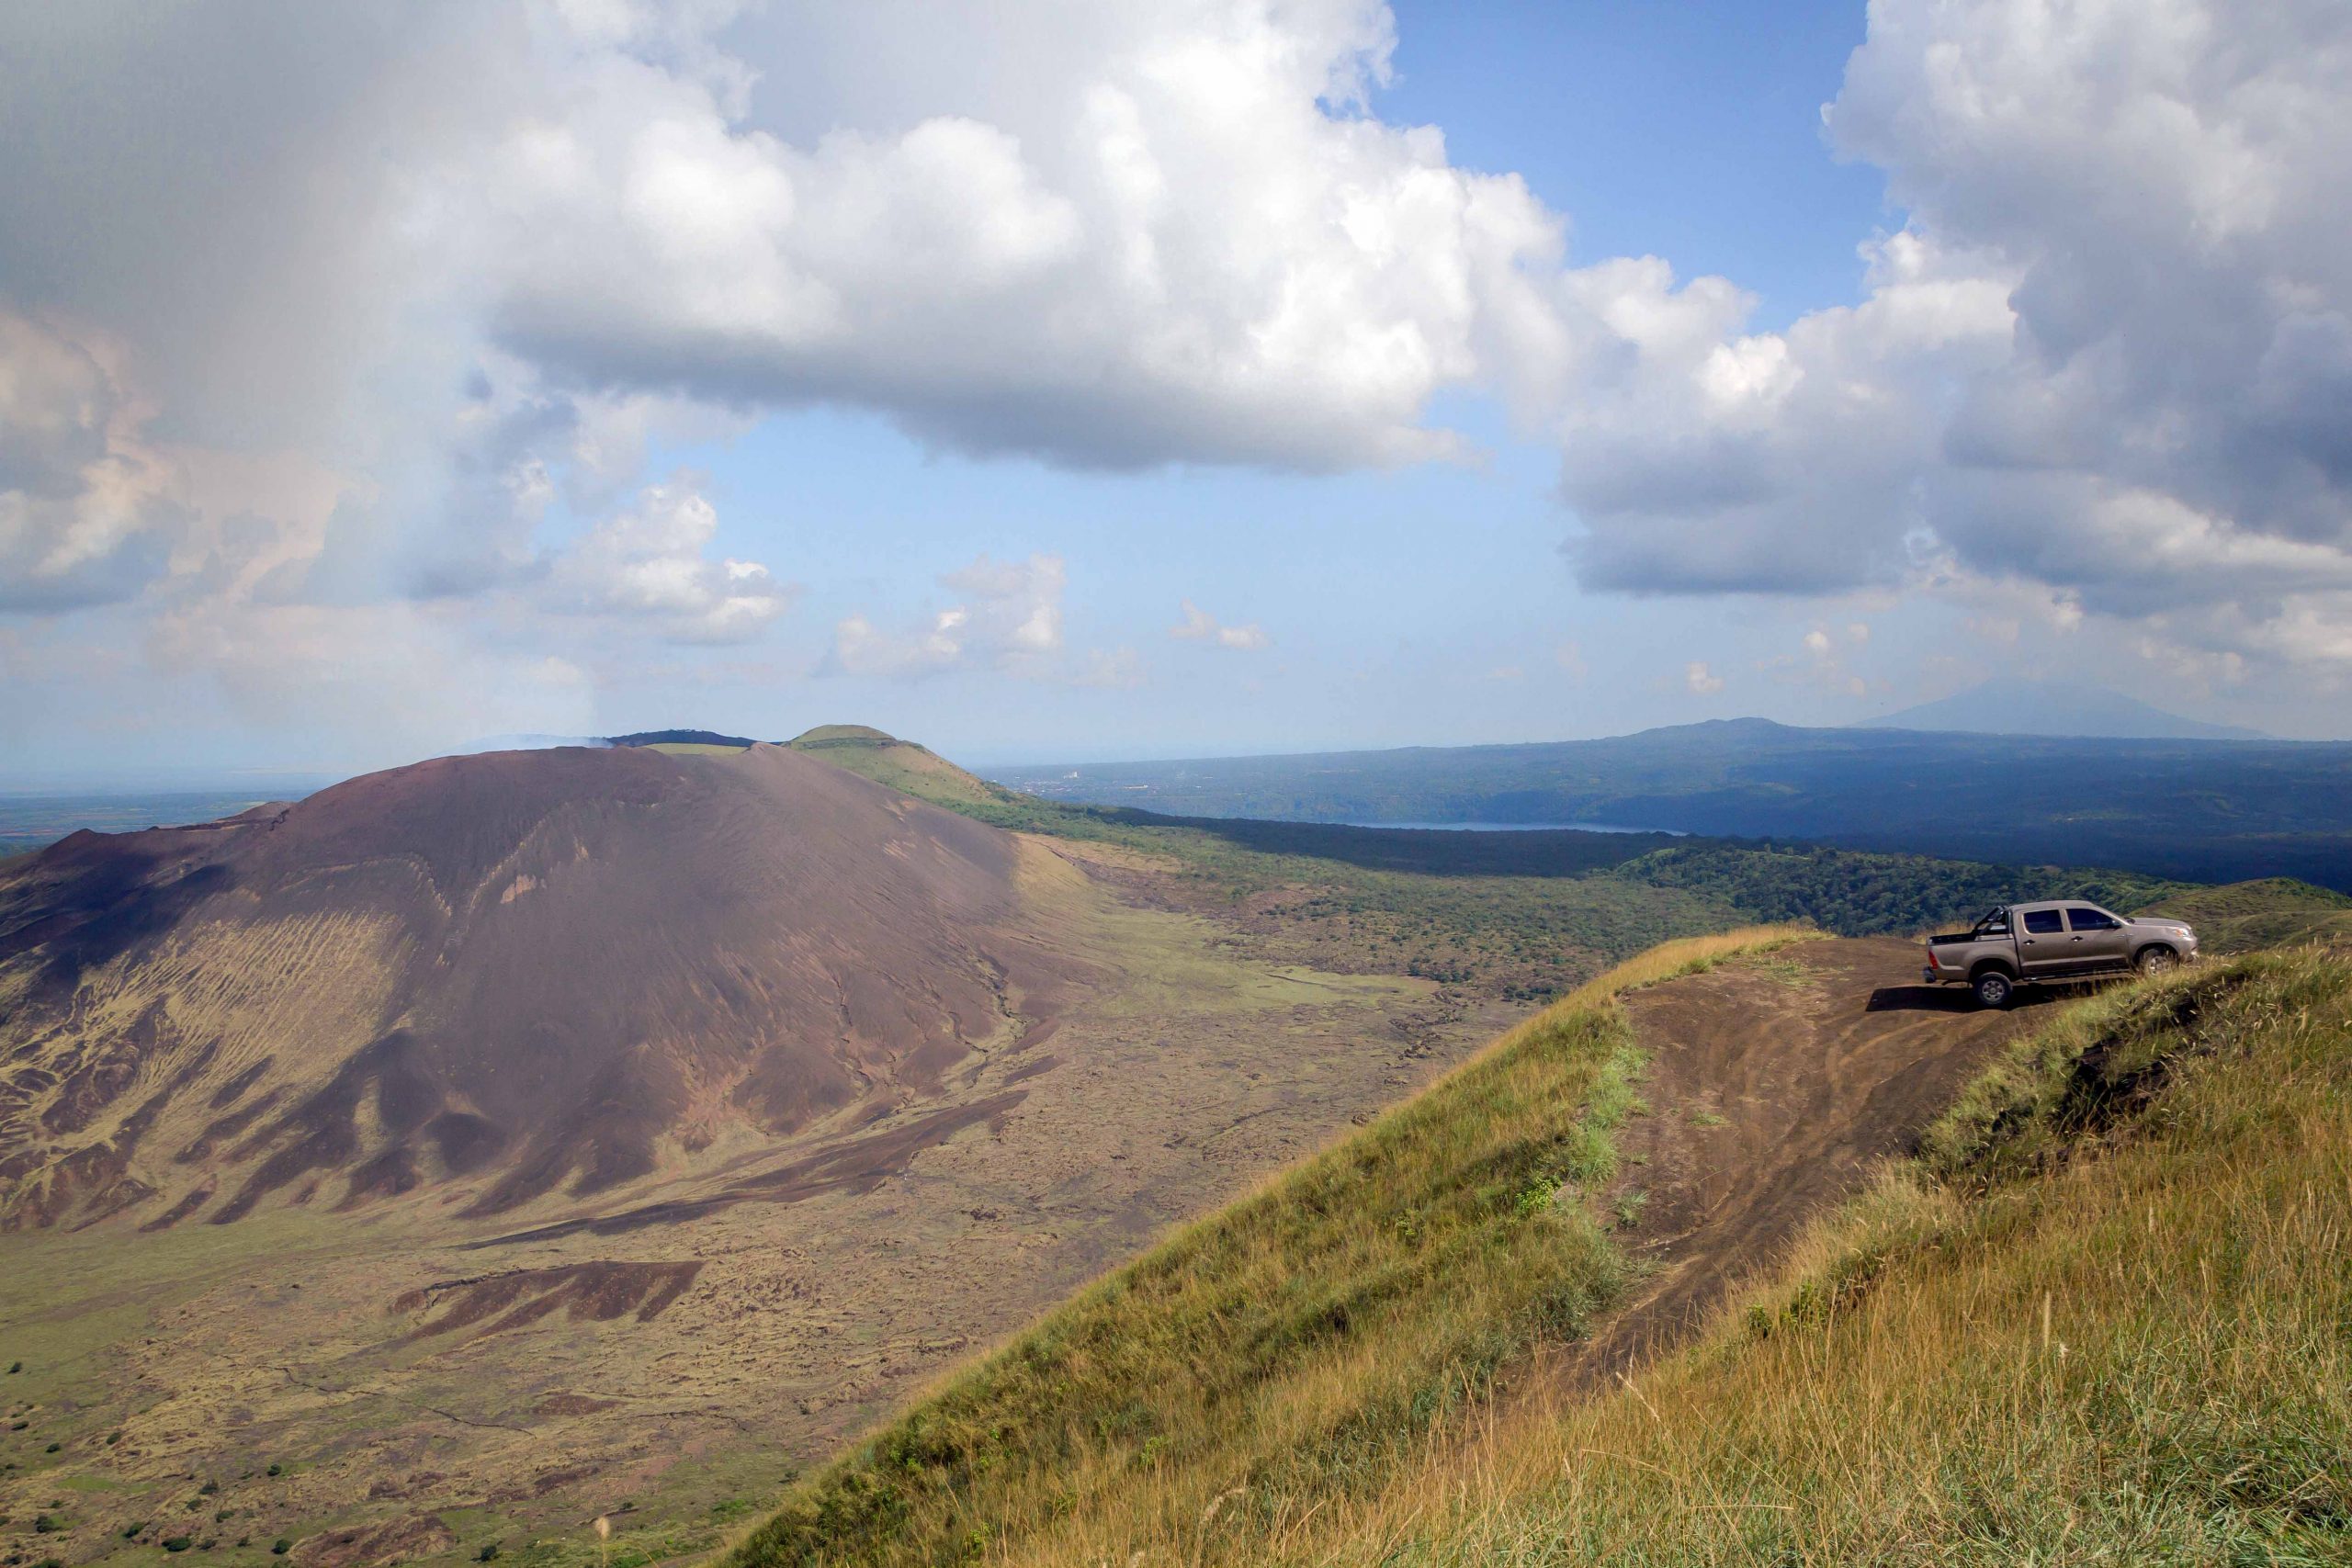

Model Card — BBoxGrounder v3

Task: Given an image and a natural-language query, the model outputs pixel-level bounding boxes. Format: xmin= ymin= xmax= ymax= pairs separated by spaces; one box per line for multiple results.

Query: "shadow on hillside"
xmin=1866 ymin=983 xmax=2069 ymax=1014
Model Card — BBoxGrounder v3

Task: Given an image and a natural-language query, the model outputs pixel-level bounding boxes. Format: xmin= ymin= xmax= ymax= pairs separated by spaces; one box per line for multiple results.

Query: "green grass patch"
xmin=2142 ymin=875 xmax=2352 ymax=953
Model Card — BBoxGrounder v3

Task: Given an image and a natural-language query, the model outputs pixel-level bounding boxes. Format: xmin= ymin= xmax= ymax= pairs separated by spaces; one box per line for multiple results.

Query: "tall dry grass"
xmin=1154 ymin=949 xmax=2352 ymax=1566
xmin=729 ymin=927 xmax=1811 ymax=1568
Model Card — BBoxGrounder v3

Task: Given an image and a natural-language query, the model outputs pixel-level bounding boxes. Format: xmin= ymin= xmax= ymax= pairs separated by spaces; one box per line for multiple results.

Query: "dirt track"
xmin=1563 ymin=936 xmax=2050 ymax=1384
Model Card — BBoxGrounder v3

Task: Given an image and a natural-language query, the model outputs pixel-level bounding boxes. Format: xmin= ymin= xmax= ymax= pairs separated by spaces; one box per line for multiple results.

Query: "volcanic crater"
xmin=0 ymin=742 xmax=1079 ymax=1232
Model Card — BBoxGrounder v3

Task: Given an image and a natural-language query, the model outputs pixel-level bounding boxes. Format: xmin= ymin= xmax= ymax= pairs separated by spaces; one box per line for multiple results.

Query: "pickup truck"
xmin=1924 ymin=899 xmax=2199 ymax=1008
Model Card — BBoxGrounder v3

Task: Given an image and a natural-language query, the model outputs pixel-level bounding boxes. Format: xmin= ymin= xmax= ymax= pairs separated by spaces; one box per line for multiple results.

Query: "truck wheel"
xmin=1973 ymin=970 xmax=2014 ymax=1010
xmin=2135 ymin=945 xmax=2179 ymax=976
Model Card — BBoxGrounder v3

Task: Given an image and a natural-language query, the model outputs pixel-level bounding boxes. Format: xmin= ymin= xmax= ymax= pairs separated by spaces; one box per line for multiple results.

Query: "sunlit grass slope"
xmin=1197 ymin=948 xmax=2352 ymax=1565
xmin=2143 ymin=875 xmax=2352 ymax=953
xmin=729 ymin=927 xmax=1810 ymax=1568
xmin=786 ymin=726 xmax=1025 ymax=814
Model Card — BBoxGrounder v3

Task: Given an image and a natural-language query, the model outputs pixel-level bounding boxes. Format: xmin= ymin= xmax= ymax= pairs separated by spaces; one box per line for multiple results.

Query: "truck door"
xmin=2018 ymin=906 xmax=2067 ymax=975
xmin=2064 ymin=905 xmax=2132 ymax=969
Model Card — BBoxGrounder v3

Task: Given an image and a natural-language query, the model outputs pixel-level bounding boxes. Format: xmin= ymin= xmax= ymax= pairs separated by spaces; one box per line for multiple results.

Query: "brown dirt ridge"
xmin=1562 ymin=935 xmax=2040 ymax=1383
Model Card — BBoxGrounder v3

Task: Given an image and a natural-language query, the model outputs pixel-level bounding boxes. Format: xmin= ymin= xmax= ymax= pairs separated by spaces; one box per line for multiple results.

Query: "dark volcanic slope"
xmin=0 ymin=744 xmax=1074 ymax=1230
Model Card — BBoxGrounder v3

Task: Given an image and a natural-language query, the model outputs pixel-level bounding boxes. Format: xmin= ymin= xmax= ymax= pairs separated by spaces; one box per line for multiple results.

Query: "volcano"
xmin=0 ymin=742 xmax=1076 ymax=1230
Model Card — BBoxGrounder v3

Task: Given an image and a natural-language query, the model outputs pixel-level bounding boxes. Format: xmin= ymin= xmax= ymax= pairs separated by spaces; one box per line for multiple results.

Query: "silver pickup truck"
xmin=1924 ymin=900 xmax=2199 ymax=1008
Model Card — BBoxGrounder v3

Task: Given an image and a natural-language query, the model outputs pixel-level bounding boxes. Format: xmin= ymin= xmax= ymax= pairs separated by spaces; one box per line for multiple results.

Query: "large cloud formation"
xmin=467 ymin=2 xmax=1573 ymax=471
xmin=1560 ymin=0 xmax=2352 ymax=675
xmin=0 ymin=0 xmax=1578 ymax=739
xmin=2 ymin=0 xmax=2348 ymax=746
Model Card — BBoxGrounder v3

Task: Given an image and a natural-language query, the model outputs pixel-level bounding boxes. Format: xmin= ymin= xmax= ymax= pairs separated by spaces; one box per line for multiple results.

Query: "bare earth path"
xmin=1558 ymin=936 xmax=2049 ymax=1386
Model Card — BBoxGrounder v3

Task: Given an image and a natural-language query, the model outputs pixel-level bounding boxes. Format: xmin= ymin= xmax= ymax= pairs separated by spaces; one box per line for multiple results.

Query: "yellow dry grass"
xmin=1114 ymin=948 xmax=2352 ymax=1566
xmin=728 ymin=926 xmax=1812 ymax=1568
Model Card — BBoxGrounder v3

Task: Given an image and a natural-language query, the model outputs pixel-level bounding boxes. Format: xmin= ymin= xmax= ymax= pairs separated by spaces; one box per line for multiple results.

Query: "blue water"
xmin=1338 ymin=819 xmax=1685 ymax=836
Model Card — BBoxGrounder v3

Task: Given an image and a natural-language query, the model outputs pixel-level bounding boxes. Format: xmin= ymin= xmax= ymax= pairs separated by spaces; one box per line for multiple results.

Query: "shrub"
xmin=271 ymin=1539 xmax=291 ymax=1555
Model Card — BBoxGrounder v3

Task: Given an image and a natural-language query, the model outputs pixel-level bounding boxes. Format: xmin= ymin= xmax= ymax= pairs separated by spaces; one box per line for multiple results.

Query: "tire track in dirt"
xmin=1557 ymin=936 xmax=2059 ymax=1387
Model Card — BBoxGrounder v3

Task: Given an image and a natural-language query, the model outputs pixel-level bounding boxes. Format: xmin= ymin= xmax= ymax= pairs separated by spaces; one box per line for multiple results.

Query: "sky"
xmin=2 ymin=0 xmax=2348 ymax=781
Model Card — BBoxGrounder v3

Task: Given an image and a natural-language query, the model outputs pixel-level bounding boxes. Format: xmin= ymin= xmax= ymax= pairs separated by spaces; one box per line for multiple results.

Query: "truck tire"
xmin=1972 ymin=969 xmax=2015 ymax=1010
xmin=2135 ymin=945 xmax=2179 ymax=976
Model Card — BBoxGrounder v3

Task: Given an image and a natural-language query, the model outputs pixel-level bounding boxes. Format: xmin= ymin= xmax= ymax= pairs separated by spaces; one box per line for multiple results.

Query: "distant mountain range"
xmin=1860 ymin=680 xmax=2268 ymax=740
xmin=993 ymin=718 xmax=2352 ymax=890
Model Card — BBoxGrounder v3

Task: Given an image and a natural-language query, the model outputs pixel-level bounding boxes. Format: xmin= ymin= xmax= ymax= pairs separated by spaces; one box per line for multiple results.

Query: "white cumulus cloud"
xmin=1554 ymin=0 xmax=2352 ymax=678
xmin=827 ymin=552 xmax=1067 ymax=679
xmin=547 ymin=473 xmax=795 ymax=644
xmin=1170 ymin=598 xmax=1271 ymax=650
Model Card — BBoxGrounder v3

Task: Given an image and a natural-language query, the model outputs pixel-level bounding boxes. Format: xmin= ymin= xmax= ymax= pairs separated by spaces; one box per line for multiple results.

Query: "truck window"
xmin=2022 ymin=908 xmax=2064 ymax=934
xmin=2066 ymin=907 xmax=2120 ymax=931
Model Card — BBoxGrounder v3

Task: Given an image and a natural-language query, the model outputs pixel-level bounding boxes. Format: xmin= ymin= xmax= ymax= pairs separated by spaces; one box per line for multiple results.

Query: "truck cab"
xmin=1924 ymin=900 xmax=2199 ymax=1008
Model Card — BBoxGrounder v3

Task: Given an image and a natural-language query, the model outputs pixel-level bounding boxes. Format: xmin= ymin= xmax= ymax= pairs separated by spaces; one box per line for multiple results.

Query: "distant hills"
xmin=1860 ymin=679 xmax=2268 ymax=740
xmin=994 ymin=718 xmax=2352 ymax=890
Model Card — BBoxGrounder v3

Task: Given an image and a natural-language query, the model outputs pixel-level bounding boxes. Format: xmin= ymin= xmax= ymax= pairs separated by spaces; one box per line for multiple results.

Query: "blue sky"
xmin=1385 ymin=1 xmax=1886 ymax=324
xmin=3 ymin=0 xmax=2346 ymax=780
xmin=577 ymin=1 xmax=1929 ymax=764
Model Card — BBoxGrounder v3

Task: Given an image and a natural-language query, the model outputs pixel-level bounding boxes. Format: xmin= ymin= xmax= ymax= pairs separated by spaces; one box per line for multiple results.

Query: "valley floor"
xmin=0 ymin=838 xmax=1519 ymax=1568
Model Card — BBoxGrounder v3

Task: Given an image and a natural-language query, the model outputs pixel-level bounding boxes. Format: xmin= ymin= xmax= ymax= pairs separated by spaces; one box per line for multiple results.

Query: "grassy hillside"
xmin=786 ymin=730 xmax=2202 ymax=1002
xmin=729 ymin=928 xmax=1809 ymax=1568
xmin=737 ymin=938 xmax=2352 ymax=1565
xmin=1276 ymin=945 xmax=2352 ymax=1565
xmin=2141 ymin=875 xmax=2352 ymax=953
xmin=787 ymin=726 xmax=1028 ymax=814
